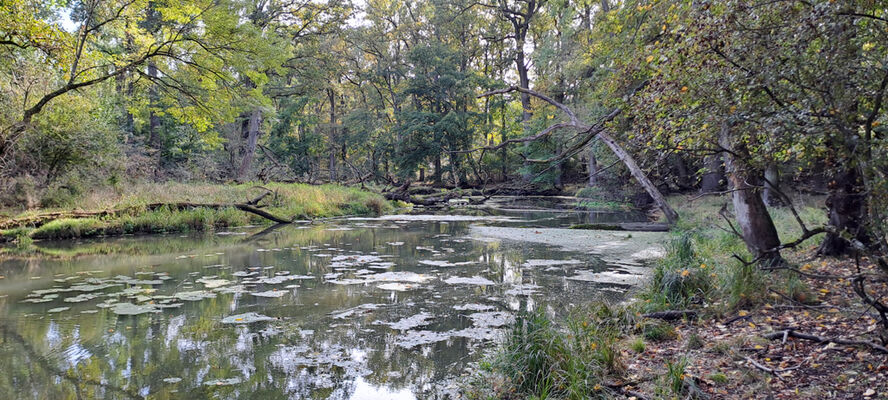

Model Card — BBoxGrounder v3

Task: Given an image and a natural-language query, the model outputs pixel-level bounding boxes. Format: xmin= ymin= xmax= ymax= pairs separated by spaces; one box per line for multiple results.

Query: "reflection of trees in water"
xmin=0 ymin=216 xmax=628 ymax=398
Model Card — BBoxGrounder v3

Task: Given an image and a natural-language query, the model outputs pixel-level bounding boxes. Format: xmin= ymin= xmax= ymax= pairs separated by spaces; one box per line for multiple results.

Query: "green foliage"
xmin=665 ymin=357 xmax=689 ymax=396
xmin=630 ymin=337 xmax=646 ymax=353
xmin=643 ymin=234 xmax=712 ymax=310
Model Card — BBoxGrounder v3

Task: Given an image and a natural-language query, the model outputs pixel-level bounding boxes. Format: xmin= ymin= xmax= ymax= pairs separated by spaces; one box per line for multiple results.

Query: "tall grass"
xmin=5 ymin=183 xmax=392 ymax=241
xmin=482 ymin=306 xmax=632 ymax=399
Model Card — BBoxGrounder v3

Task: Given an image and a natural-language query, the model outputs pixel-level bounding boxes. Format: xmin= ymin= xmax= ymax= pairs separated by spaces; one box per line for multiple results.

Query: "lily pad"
xmin=174 ymin=291 xmax=216 ymax=301
xmin=250 ymin=290 xmax=286 ymax=298
xmin=204 ymin=377 xmax=241 ymax=386
xmin=444 ymin=276 xmax=496 ymax=285
xmin=221 ymin=312 xmax=275 ymax=324
xmin=110 ymin=302 xmax=160 ymax=315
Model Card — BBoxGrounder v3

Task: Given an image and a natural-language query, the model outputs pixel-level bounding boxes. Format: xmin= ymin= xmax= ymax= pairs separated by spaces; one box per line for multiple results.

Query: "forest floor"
xmin=0 ymin=182 xmax=391 ymax=243
xmin=466 ymin=194 xmax=888 ymax=400
xmin=625 ymin=251 xmax=888 ymax=399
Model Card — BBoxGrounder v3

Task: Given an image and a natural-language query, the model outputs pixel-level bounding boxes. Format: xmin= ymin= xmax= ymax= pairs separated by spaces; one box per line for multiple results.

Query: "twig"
xmin=743 ymin=356 xmax=805 ymax=376
xmin=762 ymin=329 xmax=888 ymax=354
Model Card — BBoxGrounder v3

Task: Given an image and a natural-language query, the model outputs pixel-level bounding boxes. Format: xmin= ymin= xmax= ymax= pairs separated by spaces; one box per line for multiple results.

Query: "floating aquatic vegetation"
xmin=567 ymin=269 xmax=645 ymax=285
xmin=162 ymin=377 xmax=182 ymax=384
xmin=174 ymin=291 xmax=217 ymax=301
xmin=214 ymin=285 xmax=248 ymax=294
xmin=468 ymin=311 xmax=514 ymax=328
xmin=521 ymin=259 xmax=583 ymax=268
xmin=232 ymin=271 xmax=258 ymax=277
xmin=368 ymin=262 xmax=395 ymax=270
xmin=386 ymin=242 xmax=404 ymax=246
xmin=222 ymin=312 xmax=275 ymax=324
xmin=328 ymin=271 xmax=434 ymax=286
xmin=377 ymin=283 xmax=421 ymax=291
xmin=395 ymin=330 xmax=451 ymax=349
xmin=268 ymin=344 xmax=370 ymax=377
xmin=377 ymin=312 xmax=434 ymax=331
xmin=196 ymin=277 xmax=231 ymax=289
xmin=350 ymin=215 xmax=521 ymax=222
xmin=419 ymin=260 xmax=475 ymax=267
xmin=443 ymin=276 xmax=495 ymax=285
xmin=251 ymin=289 xmax=286 ymax=298
xmin=47 ymin=307 xmax=70 ymax=313
xmin=204 ymin=377 xmax=242 ymax=386
xmin=110 ymin=302 xmax=160 ymax=315
xmin=112 ymin=275 xmax=164 ymax=285
xmin=331 ymin=303 xmax=381 ymax=319
xmin=451 ymin=327 xmax=502 ymax=341
xmin=453 ymin=303 xmax=495 ymax=311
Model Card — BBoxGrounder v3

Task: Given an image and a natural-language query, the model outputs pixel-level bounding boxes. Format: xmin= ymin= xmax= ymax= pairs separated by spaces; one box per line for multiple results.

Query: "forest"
xmin=1 ymin=0 xmax=888 ymax=399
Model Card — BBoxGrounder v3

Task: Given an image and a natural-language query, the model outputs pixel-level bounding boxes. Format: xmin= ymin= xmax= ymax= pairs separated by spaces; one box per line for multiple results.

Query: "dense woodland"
xmin=2 ymin=0 xmax=887 ymax=247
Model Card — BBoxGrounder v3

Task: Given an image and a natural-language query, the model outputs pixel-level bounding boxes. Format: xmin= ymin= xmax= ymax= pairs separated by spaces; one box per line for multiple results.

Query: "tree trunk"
xmin=819 ymin=168 xmax=868 ymax=255
xmin=598 ymin=132 xmax=679 ymax=225
xmin=670 ymin=154 xmax=692 ymax=190
xmin=700 ymin=154 xmax=724 ymax=193
xmin=762 ymin=164 xmax=782 ymax=207
xmin=433 ymin=155 xmax=442 ymax=186
xmin=720 ymin=124 xmax=782 ymax=264
xmin=328 ymin=88 xmax=337 ymax=182
xmin=587 ymin=146 xmax=599 ymax=187
xmin=236 ymin=108 xmax=262 ymax=181
xmin=147 ymin=61 xmax=162 ymax=180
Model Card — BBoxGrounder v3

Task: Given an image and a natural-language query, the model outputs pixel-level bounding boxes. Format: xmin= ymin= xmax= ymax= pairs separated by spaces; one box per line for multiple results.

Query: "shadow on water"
xmin=0 ymin=198 xmax=655 ymax=399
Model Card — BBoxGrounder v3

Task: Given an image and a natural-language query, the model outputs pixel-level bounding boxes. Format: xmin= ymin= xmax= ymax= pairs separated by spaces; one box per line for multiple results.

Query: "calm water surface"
xmin=0 ymin=202 xmax=648 ymax=399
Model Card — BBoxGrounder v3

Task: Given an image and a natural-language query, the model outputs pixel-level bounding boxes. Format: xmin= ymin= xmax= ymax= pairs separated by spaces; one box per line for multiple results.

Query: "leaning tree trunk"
xmin=598 ymin=132 xmax=678 ymax=225
xmin=720 ymin=124 xmax=782 ymax=265
xmin=819 ymin=167 xmax=868 ymax=256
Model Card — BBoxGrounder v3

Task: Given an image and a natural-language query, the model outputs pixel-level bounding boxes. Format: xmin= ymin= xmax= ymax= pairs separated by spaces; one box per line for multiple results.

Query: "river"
xmin=0 ymin=198 xmax=663 ymax=399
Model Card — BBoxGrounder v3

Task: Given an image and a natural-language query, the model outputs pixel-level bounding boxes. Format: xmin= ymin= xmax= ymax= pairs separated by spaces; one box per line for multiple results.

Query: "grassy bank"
xmin=468 ymin=194 xmax=888 ymax=399
xmin=0 ymin=182 xmax=392 ymax=242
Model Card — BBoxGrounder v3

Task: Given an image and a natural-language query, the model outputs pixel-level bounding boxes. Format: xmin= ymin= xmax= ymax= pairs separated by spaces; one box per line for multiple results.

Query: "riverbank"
xmin=466 ymin=194 xmax=888 ymax=399
xmin=0 ymin=183 xmax=392 ymax=244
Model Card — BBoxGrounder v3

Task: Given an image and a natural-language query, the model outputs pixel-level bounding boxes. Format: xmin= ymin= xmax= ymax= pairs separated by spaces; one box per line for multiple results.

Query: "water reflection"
xmin=0 ymin=206 xmax=646 ymax=399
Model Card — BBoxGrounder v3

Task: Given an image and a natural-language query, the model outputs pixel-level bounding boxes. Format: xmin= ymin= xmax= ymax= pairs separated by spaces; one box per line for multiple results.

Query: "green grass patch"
xmin=3 ymin=183 xmax=392 ymax=241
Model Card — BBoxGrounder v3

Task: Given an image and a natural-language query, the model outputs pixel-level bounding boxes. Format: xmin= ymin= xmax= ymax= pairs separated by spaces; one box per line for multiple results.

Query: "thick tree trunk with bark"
xmin=819 ymin=168 xmax=868 ymax=255
xmin=237 ymin=108 xmax=262 ymax=181
xmin=720 ymin=124 xmax=782 ymax=264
